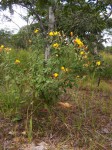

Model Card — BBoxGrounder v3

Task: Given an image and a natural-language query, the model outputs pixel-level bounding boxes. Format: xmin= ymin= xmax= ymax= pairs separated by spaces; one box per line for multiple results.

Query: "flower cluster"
xmin=0 ymin=45 xmax=12 ymax=53
xmin=61 ymin=66 xmax=68 ymax=72
xmin=50 ymin=32 xmax=102 ymax=80
xmin=49 ymin=31 xmax=60 ymax=36
xmin=74 ymin=37 xmax=84 ymax=47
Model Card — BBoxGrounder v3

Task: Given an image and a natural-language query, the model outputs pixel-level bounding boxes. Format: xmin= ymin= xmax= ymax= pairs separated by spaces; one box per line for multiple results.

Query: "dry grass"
xmin=0 ymin=79 xmax=112 ymax=150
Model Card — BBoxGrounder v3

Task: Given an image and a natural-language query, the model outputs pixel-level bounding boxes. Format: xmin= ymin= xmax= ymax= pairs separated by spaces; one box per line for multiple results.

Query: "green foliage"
xmin=0 ymin=29 xmax=12 ymax=46
xmin=0 ymin=31 xmax=105 ymax=114
xmin=11 ymin=23 xmax=40 ymax=49
xmin=0 ymin=1 xmax=111 ymax=147
xmin=0 ymin=0 xmax=111 ymax=50
xmin=104 ymin=46 xmax=112 ymax=53
xmin=101 ymin=52 xmax=112 ymax=79
xmin=56 ymin=1 xmax=108 ymax=50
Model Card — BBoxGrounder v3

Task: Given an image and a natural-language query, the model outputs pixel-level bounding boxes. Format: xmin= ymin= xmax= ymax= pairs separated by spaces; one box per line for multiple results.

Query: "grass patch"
xmin=101 ymin=52 xmax=112 ymax=79
xmin=0 ymin=79 xmax=112 ymax=149
xmin=0 ymin=48 xmax=112 ymax=149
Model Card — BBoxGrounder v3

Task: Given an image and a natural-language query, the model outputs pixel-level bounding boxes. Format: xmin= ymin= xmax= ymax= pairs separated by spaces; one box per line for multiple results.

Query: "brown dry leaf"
xmin=13 ymin=137 xmax=20 ymax=142
xmin=58 ymin=102 xmax=72 ymax=108
xmin=21 ymin=131 xmax=27 ymax=135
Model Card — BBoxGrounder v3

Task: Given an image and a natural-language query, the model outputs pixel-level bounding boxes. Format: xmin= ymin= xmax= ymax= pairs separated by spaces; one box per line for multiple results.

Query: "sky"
xmin=0 ymin=5 xmax=112 ymax=47
xmin=102 ymin=30 xmax=112 ymax=47
xmin=0 ymin=5 xmax=28 ymax=33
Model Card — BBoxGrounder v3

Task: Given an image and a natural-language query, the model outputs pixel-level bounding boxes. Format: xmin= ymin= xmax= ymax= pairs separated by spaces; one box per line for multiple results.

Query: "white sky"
xmin=0 ymin=5 xmax=112 ymax=47
xmin=0 ymin=5 xmax=28 ymax=33
xmin=102 ymin=30 xmax=112 ymax=47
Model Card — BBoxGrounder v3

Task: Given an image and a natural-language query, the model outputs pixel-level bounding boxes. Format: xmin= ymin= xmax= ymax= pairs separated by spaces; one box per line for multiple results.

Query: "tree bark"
xmin=45 ymin=6 xmax=55 ymax=62
xmin=49 ymin=6 xmax=55 ymax=32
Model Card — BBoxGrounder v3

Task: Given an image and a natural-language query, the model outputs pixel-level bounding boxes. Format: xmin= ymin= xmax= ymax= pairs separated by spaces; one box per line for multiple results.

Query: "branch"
xmin=29 ymin=6 xmax=46 ymax=36
xmin=19 ymin=3 xmax=46 ymax=37
xmin=2 ymin=14 xmax=21 ymax=29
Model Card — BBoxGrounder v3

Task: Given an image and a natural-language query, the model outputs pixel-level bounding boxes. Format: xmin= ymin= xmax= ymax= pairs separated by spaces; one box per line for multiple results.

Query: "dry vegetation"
xmin=0 ymin=79 xmax=112 ymax=150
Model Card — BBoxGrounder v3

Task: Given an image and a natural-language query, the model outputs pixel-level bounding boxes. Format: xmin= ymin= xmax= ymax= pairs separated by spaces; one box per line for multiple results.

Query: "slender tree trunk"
xmin=30 ymin=1 xmax=55 ymax=62
xmin=49 ymin=6 xmax=55 ymax=31
xmin=45 ymin=6 xmax=55 ymax=62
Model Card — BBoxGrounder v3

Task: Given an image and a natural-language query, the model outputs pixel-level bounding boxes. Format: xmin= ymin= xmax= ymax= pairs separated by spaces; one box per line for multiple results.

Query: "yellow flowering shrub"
xmin=0 ymin=30 xmax=104 ymax=106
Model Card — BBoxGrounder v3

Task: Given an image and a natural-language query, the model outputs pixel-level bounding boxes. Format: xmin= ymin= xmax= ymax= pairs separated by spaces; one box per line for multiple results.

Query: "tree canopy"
xmin=0 ymin=0 xmax=112 ymax=49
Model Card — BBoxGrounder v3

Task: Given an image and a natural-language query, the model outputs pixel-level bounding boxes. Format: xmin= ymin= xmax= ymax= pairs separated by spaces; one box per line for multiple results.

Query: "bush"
xmin=0 ymin=31 xmax=104 ymax=114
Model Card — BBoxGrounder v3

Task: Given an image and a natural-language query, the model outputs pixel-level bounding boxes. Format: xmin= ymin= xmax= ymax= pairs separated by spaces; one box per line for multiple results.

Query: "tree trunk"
xmin=45 ymin=6 xmax=55 ymax=62
xmin=49 ymin=6 xmax=55 ymax=32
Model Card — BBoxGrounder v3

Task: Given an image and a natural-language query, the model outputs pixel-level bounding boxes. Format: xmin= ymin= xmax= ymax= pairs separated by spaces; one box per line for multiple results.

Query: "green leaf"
xmin=12 ymin=115 xmax=22 ymax=122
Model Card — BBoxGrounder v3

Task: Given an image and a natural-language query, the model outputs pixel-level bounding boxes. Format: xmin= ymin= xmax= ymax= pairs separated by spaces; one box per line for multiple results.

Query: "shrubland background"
xmin=0 ymin=0 xmax=112 ymax=149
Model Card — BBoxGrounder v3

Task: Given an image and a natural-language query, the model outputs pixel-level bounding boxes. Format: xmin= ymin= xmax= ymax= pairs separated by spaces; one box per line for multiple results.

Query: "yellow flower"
xmin=15 ymin=59 xmax=20 ymax=64
xmin=56 ymin=54 xmax=58 ymax=57
xmin=49 ymin=31 xmax=60 ymax=36
xmin=53 ymin=43 xmax=59 ymax=48
xmin=54 ymin=31 xmax=58 ymax=36
xmin=96 ymin=61 xmax=101 ymax=66
xmin=1 ymin=45 xmax=4 ymax=48
xmin=53 ymin=73 xmax=58 ymax=78
xmin=70 ymin=32 xmax=73 ymax=36
xmin=34 ymin=29 xmax=39 ymax=33
xmin=61 ymin=66 xmax=65 ymax=71
xmin=80 ymin=51 xmax=84 ymax=55
xmin=74 ymin=38 xmax=84 ymax=47
xmin=61 ymin=66 xmax=69 ymax=72
xmin=49 ymin=31 xmax=54 ymax=36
